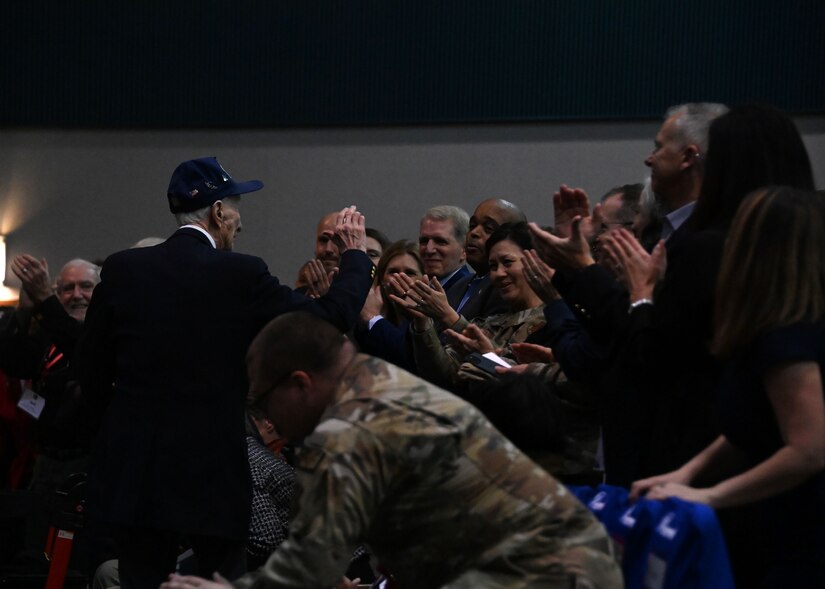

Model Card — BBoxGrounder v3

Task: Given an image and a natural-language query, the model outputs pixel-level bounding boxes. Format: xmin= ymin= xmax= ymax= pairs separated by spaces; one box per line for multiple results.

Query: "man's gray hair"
xmin=57 ymin=259 xmax=101 ymax=285
xmin=174 ymin=196 xmax=240 ymax=227
xmin=420 ymin=205 xmax=470 ymax=242
xmin=666 ymin=103 xmax=729 ymax=157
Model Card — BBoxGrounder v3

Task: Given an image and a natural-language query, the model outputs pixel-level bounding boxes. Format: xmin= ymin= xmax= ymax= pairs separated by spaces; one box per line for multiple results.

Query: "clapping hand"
xmin=553 ymin=185 xmax=591 ymax=238
xmin=302 ymin=259 xmax=336 ymax=298
xmin=599 ymin=229 xmax=666 ymax=302
xmin=526 ymin=185 xmax=598 ymax=272
xmin=521 ymin=250 xmax=560 ymax=303
xmin=11 ymin=254 xmax=53 ymax=305
xmin=395 ymin=274 xmax=459 ymax=327
xmin=444 ymin=323 xmax=495 ymax=356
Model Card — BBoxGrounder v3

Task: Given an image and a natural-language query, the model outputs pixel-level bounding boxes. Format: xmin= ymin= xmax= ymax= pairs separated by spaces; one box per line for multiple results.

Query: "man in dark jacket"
xmin=78 ymin=157 xmax=373 ymax=589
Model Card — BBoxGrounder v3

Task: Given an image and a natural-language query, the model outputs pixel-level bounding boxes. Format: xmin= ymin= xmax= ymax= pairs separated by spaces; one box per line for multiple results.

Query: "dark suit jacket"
xmin=353 ymin=318 xmax=416 ymax=373
xmin=552 ymin=226 xmax=724 ymax=485
xmin=78 ymin=228 xmax=372 ymax=539
xmin=445 ymin=273 xmax=508 ymax=324
xmin=440 ymin=265 xmax=472 ymax=294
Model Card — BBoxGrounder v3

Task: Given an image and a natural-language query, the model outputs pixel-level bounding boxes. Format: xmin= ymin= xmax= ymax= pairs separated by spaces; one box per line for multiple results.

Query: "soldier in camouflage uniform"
xmin=161 ymin=312 xmax=622 ymax=589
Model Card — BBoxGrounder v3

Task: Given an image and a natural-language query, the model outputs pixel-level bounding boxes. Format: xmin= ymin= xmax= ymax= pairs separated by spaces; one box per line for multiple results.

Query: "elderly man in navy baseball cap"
xmin=78 ymin=157 xmax=375 ymax=589
xmin=166 ymin=156 xmax=264 ymax=251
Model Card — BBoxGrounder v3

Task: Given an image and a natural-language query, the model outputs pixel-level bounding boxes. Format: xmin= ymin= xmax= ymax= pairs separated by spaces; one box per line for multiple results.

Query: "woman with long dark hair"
xmin=631 ymin=187 xmax=825 ymax=587
xmin=354 ymin=240 xmax=424 ymax=372
xmin=598 ymin=104 xmax=816 ymax=475
xmin=528 ymin=104 xmax=815 ymax=486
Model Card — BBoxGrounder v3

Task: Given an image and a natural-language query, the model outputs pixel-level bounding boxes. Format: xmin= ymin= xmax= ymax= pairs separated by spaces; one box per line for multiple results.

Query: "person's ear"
xmin=211 ymin=201 xmax=224 ymax=224
xmin=290 ymin=370 xmax=312 ymax=392
xmin=681 ymin=144 xmax=701 ymax=169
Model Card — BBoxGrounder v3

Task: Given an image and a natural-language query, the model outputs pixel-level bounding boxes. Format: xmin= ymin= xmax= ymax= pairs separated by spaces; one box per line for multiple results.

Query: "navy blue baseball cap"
xmin=167 ymin=157 xmax=264 ymax=213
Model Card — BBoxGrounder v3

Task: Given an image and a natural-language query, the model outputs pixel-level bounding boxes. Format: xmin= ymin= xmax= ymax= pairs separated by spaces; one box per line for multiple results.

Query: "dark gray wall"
xmin=1 ymin=118 xmax=823 ymax=286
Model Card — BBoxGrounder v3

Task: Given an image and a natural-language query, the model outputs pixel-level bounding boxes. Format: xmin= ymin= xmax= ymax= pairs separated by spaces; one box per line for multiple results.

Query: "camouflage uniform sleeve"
xmin=233 ymin=419 xmax=392 ymax=589
xmin=517 ymin=361 xmax=563 ymax=385
xmin=409 ymin=322 xmax=462 ymax=389
xmin=447 ymin=314 xmax=470 ymax=334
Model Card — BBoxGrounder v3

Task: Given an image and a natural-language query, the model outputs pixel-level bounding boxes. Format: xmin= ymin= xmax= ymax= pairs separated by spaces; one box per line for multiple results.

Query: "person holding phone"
xmin=401 ymin=222 xmax=550 ymax=391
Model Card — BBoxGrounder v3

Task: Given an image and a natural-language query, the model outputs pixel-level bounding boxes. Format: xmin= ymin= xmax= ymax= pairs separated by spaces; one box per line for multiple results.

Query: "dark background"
xmin=3 ymin=0 xmax=823 ymax=128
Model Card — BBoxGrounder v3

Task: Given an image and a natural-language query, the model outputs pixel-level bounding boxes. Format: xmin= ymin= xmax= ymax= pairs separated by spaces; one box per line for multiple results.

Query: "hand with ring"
xmin=11 ymin=254 xmax=53 ymax=305
xmin=400 ymin=274 xmax=459 ymax=326
xmin=387 ymin=273 xmax=429 ymax=318
xmin=521 ymin=250 xmax=561 ymax=303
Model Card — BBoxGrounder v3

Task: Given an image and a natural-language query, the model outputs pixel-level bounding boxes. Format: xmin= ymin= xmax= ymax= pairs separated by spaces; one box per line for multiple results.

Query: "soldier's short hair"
xmin=246 ymin=312 xmax=346 ymax=405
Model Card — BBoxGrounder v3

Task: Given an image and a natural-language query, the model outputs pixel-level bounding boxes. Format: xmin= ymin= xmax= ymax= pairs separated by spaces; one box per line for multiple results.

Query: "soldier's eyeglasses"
xmin=248 ymin=374 xmax=290 ymax=413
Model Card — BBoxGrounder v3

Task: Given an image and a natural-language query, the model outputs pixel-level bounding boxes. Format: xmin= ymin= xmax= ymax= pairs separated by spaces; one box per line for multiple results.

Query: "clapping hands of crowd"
xmin=527 ymin=185 xmax=597 ymax=272
xmin=599 ymin=229 xmax=667 ymax=302
xmin=444 ymin=323 xmax=496 ymax=356
xmin=387 ymin=273 xmax=459 ymax=326
xmin=521 ymin=249 xmax=561 ymax=303
xmin=303 ymin=259 xmax=336 ymax=298
xmin=11 ymin=254 xmax=53 ymax=309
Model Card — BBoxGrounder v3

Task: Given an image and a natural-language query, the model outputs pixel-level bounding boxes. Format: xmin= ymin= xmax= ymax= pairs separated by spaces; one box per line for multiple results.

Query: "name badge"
xmin=17 ymin=388 xmax=46 ymax=420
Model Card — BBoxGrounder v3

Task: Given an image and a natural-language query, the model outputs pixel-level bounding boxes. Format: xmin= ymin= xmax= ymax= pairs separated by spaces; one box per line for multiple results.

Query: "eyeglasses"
xmin=597 ymin=221 xmax=635 ymax=235
xmin=248 ymin=373 xmax=290 ymax=413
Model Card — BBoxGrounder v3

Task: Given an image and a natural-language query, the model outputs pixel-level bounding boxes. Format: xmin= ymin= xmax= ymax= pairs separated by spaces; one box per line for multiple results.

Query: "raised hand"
xmin=11 ymin=254 xmax=53 ymax=304
xmin=333 ymin=205 xmax=367 ymax=253
xmin=528 ymin=216 xmax=595 ymax=273
xmin=553 ymin=184 xmax=591 ymax=238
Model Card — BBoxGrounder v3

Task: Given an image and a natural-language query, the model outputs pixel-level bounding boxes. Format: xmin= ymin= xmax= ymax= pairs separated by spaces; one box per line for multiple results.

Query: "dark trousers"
xmin=114 ymin=526 xmax=246 ymax=589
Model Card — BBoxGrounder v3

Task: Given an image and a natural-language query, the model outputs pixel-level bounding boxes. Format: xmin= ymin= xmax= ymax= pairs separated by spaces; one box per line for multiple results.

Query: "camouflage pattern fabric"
xmin=412 ymin=305 xmax=548 ymax=389
xmin=234 ymin=355 xmax=622 ymax=589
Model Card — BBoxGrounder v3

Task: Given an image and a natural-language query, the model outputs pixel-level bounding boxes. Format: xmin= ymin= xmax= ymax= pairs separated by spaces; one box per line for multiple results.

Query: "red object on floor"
xmin=44 ymin=527 xmax=75 ymax=589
